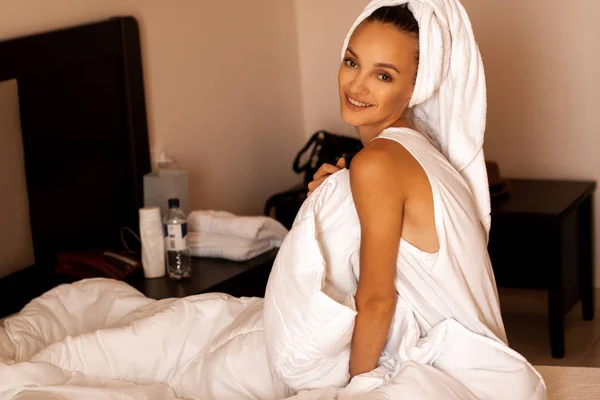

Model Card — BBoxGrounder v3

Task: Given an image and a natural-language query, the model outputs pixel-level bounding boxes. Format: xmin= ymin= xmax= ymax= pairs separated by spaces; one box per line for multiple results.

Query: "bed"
xmin=1 ymin=313 xmax=598 ymax=400
xmin=0 ymin=16 xmax=151 ymax=319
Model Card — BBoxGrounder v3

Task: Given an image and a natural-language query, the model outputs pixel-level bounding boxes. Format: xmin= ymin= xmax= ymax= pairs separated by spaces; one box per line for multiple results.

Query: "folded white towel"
xmin=342 ymin=0 xmax=491 ymax=236
xmin=187 ymin=210 xmax=289 ymax=241
xmin=185 ymin=210 xmax=288 ymax=261
xmin=187 ymin=231 xmax=282 ymax=262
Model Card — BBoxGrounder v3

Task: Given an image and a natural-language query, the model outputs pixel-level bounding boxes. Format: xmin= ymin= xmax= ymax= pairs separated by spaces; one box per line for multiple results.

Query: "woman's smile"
xmin=345 ymin=94 xmax=374 ymax=111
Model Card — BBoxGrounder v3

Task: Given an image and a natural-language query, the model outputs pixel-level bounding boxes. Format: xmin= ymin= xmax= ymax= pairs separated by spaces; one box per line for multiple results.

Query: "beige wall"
xmin=294 ymin=0 xmax=366 ymax=138
xmin=0 ymin=80 xmax=35 ymax=278
xmin=295 ymin=0 xmax=600 ymax=285
xmin=461 ymin=0 xmax=600 ymax=179
xmin=0 ymin=0 xmax=305 ymax=276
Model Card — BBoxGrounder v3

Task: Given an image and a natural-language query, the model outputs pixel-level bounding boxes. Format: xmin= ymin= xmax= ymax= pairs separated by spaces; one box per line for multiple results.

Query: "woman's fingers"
xmin=313 ymin=163 xmax=341 ymax=180
xmin=307 ymin=176 xmax=327 ymax=196
xmin=309 ymin=159 xmax=348 ymax=196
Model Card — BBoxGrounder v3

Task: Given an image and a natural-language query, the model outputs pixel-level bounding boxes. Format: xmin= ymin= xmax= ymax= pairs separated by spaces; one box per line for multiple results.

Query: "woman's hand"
xmin=307 ymin=158 xmax=347 ymax=196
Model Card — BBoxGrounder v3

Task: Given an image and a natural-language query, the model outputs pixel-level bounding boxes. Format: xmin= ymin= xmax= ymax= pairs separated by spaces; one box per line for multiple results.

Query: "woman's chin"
xmin=340 ymin=109 xmax=365 ymax=128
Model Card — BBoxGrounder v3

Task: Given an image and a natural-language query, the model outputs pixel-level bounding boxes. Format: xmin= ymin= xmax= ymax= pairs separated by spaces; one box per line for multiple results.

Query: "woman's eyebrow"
xmin=347 ymin=47 xmax=359 ymax=59
xmin=374 ymin=62 xmax=399 ymax=73
xmin=346 ymin=47 xmax=399 ymax=73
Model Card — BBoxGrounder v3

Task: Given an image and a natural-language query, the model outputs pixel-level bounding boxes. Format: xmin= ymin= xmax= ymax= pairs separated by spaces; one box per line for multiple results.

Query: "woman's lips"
xmin=345 ymin=95 xmax=373 ymax=111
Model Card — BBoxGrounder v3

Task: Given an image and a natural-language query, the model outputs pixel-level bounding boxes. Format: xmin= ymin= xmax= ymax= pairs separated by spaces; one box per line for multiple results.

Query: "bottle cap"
xmin=168 ymin=198 xmax=180 ymax=209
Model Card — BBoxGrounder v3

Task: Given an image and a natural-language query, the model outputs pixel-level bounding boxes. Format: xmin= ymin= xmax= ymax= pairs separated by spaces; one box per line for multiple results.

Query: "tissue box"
xmin=143 ymin=169 xmax=189 ymax=217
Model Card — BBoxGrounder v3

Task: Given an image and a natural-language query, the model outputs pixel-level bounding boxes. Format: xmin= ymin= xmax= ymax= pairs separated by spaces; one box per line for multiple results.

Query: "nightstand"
xmin=488 ymin=179 xmax=596 ymax=358
xmin=126 ymin=249 xmax=278 ymax=300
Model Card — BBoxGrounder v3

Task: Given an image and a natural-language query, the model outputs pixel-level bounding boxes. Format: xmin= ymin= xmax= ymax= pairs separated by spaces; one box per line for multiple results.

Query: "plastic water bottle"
xmin=163 ymin=198 xmax=191 ymax=279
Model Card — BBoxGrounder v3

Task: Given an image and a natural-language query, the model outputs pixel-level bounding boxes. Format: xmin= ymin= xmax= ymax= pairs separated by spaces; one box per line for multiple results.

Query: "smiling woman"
xmin=333 ymin=5 xmax=440 ymax=378
xmin=300 ymin=0 xmax=510 ymax=381
xmin=338 ymin=4 xmax=419 ymax=141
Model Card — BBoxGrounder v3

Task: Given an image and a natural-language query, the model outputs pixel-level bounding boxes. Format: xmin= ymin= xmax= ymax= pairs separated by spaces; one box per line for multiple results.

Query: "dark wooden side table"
xmin=0 ymin=249 xmax=278 ymax=319
xmin=127 ymin=249 xmax=278 ymax=300
xmin=488 ymin=179 xmax=596 ymax=358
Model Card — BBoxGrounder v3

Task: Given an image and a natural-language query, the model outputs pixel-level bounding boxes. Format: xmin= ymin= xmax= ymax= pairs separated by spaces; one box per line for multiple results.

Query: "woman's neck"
xmin=356 ymin=117 xmax=416 ymax=146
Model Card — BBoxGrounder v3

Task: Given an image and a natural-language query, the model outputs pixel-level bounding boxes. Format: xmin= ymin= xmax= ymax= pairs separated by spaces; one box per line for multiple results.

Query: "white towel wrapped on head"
xmin=186 ymin=210 xmax=288 ymax=261
xmin=341 ymin=0 xmax=491 ymax=237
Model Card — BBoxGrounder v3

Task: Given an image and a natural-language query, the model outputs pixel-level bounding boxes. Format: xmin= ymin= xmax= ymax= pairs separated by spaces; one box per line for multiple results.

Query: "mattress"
xmin=536 ymin=365 xmax=600 ymax=400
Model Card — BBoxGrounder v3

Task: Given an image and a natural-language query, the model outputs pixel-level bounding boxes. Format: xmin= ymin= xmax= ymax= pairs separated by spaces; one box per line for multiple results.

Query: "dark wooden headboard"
xmin=0 ymin=17 xmax=151 ymax=316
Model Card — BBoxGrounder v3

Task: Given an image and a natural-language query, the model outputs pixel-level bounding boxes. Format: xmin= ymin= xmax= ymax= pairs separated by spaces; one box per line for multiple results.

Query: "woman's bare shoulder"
xmin=350 ymin=138 xmax=426 ymax=192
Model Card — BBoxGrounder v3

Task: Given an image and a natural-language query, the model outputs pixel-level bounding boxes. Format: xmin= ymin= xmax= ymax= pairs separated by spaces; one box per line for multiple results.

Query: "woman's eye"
xmin=378 ymin=73 xmax=392 ymax=82
xmin=344 ymin=58 xmax=357 ymax=68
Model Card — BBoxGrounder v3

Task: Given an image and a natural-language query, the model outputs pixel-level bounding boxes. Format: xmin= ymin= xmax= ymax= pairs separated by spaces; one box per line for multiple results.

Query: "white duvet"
xmin=0 ymin=171 xmax=546 ymax=399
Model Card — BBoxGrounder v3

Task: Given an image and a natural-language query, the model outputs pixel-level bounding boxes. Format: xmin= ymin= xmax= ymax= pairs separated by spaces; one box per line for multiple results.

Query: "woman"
xmin=308 ymin=3 xmax=507 ymax=379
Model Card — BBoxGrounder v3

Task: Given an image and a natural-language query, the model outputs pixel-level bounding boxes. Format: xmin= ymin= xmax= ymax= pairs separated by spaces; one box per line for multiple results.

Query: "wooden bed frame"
xmin=0 ymin=17 xmax=151 ymax=317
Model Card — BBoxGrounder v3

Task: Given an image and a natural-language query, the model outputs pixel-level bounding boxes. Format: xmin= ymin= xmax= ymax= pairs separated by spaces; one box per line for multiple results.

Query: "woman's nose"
xmin=349 ymin=74 xmax=369 ymax=96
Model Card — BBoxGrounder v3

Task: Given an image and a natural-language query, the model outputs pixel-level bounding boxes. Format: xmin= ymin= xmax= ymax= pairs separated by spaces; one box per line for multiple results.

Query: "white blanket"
xmin=0 ymin=283 xmax=545 ymax=400
xmin=0 ymin=171 xmax=546 ymax=399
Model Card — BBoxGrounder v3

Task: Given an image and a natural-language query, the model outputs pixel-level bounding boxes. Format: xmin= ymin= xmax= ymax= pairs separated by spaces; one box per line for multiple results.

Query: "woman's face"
xmin=338 ymin=21 xmax=418 ymax=134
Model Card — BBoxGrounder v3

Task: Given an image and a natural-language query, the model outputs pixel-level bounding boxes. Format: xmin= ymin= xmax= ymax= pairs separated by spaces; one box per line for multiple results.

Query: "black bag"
xmin=263 ymin=183 xmax=307 ymax=230
xmin=293 ymin=130 xmax=363 ymax=184
xmin=265 ymin=131 xmax=363 ymax=229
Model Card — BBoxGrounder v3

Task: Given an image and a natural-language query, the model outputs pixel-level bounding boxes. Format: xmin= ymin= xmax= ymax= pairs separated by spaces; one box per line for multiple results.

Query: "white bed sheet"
xmin=0 ymin=327 xmax=15 ymax=361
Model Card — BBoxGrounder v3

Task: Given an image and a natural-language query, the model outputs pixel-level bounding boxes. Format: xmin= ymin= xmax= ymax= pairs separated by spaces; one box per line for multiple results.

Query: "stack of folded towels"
xmin=186 ymin=210 xmax=289 ymax=261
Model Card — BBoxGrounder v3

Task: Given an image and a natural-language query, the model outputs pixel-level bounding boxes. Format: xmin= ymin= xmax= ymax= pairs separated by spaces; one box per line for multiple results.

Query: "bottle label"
xmin=164 ymin=223 xmax=188 ymax=251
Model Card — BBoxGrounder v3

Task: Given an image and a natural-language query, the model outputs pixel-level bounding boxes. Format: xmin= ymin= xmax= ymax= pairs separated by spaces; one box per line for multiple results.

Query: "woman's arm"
xmin=348 ymin=144 xmax=407 ymax=379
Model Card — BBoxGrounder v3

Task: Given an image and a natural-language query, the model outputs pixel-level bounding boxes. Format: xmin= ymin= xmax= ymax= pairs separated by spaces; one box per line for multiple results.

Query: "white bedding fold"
xmin=0 ymin=328 xmax=14 ymax=362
